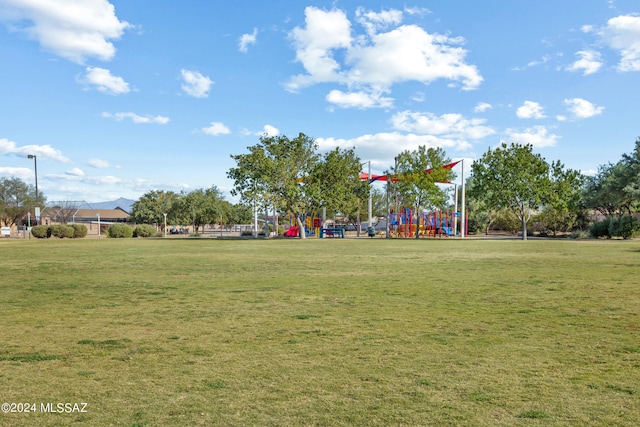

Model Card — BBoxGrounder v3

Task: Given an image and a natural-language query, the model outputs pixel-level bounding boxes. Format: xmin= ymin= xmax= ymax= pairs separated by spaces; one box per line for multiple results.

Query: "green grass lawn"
xmin=1 ymin=237 xmax=639 ymax=426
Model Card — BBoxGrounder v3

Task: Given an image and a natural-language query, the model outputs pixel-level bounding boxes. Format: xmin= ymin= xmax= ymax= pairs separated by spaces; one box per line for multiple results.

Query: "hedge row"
xmin=31 ymin=223 xmax=170 ymax=239
xmin=31 ymin=224 xmax=88 ymax=239
xmin=109 ymin=224 xmax=162 ymax=238
xmin=589 ymin=215 xmax=640 ymax=239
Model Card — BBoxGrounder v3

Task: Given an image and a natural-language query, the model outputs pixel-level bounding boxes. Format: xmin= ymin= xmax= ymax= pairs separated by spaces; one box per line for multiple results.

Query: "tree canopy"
xmin=0 ymin=177 xmax=41 ymax=226
xmin=470 ymin=143 xmax=552 ymax=240
xmin=131 ymin=186 xmax=229 ymax=232
xmin=228 ymin=133 xmax=364 ymax=238
xmin=313 ymin=147 xmax=368 ymax=230
xmin=392 ymin=146 xmax=455 ymax=238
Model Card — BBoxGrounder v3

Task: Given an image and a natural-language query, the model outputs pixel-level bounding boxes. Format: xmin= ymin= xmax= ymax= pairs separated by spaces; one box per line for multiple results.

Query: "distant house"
xmin=42 ymin=206 xmax=131 ymax=225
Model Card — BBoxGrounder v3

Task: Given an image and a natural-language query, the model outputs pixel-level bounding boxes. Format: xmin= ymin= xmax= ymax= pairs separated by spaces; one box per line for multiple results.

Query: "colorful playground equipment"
xmin=284 ymin=213 xmax=322 ymax=237
xmin=389 ymin=208 xmax=469 ymax=238
xmin=282 ymin=159 xmax=469 ymax=238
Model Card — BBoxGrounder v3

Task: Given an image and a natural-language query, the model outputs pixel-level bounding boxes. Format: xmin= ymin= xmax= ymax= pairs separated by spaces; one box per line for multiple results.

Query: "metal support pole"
xmin=453 ymin=183 xmax=458 ymax=236
xmin=461 ymin=159 xmax=466 ymax=239
xmin=368 ymin=161 xmax=372 ymax=229
xmin=163 ymin=213 xmax=167 ymax=238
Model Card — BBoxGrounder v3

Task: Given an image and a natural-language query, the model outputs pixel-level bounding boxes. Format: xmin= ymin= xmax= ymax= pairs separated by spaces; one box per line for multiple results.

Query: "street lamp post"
xmin=461 ymin=159 xmax=466 ymax=239
xmin=163 ymin=213 xmax=167 ymax=238
xmin=367 ymin=161 xmax=372 ymax=230
xmin=27 ymin=155 xmax=38 ymax=223
xmin=361 ymin=160 xmax=372 ymax=234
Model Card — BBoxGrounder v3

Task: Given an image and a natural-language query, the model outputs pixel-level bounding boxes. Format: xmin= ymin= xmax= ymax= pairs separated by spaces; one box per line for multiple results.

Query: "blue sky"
xmin=1 ymin=0 xmax=639 ymax=203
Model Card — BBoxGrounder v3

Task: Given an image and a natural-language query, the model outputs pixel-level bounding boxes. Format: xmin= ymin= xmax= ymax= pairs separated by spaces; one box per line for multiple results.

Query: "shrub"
xmin=589 ymin=218 xmax=611 ymax=239
xmin=71 ymin=224 xmax=88 ymax=238
xmin=134 ymin=224 xmax=157 ymax=238
xmin=570 ymin=230 xmax=589 ymax=239
xmin=613 ymin=215 xmax=640 ymax=239
xmin=31 ymin=225 xmax=50 ymax=239
xmin=50 ymin=224 xmax=75 ymax=238
xmin=107 ymin=223 xmax=133 ymax=238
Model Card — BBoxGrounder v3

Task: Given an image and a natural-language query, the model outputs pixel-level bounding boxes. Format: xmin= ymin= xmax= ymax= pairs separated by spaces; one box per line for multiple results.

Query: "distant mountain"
xmin=89 ymin=197 xmax=135 ymax=213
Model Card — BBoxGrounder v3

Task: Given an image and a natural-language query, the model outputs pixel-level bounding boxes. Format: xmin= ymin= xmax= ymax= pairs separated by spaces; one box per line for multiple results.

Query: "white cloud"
xmin=317 ymin=132 xmax=467 ymax=162
xmin=81 ymin=66 xmax=130 ymax=95
xmin=87 ymin=158 xmax=116 ymax=168
xmin=474 ymin=102 xmax=492 ymax=113
xmin=564 ymin=98 xmax=604 ymax=118
xmin=65 ymin=167 xmax=85 ymax=176
xmin=404 ymin=7 xmax=431 ymax=17
xmin=566 ymin=50 xmax=603 ymax=75
xmin=0 ymin=166 xmax=33 ymax=180
xmin=347 ymin=25 xmax=482 ymax=90
xmin=326 ymin=89 xmax=393 ymax=109
xmin=412 ymin=91 xmax=426 ymax=102
xmin=48 ymin=172 xmax=122 ymax=185
xmin=512 ymin=55 xmax=551 ymax=71
xmin=581 ymin=25 xmax=595 ymax=33
xmin=598 ymin=14 xmax=640 ymax=71
xmin=180 ymin=69 xmax=213 ymax=98
xmin=0 ymin=0 xmax=130 ymax=63
xmin=0 ymin=137 xmax=70 ymax=162
xmin=392 ymin=111 xmax=495 ymax=142
xmin=261 ymin=125 xmax=279 ymax=137
xmin=201 ymin=122 xmax=231 ymax=136
xmin=516 ymin=101 xmax=546 ymax=119
xmin=287 ymin=7 xmax=352 ymax=90
xmin=356 ymin=7 xmax=403 ymax=37
xmin=239 ymin=28 xmax=258 ymax=53
xmin=102 ymin=112 xmax=170 ymax=124
xmin=286 ymin=6 xmax=482 ymax=104
xmin=505 ymin=126 xmax=559 ymax=148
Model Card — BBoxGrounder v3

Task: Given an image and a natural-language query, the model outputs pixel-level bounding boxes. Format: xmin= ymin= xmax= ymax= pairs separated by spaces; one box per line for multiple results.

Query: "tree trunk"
xmin=521 ymin=218 xmax=527 ymax=241
xmin=296 ymin=215 xmax=306 ymax=239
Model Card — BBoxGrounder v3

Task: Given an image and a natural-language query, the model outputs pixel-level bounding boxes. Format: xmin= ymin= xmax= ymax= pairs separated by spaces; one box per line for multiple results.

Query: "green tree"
xmin=621 ymin=137 xmax=640 ymax=206
xmin=312 ymin=147 xmax=366 ymax=233
xmin=0 ymin=177 xmax=38 ymax=226
xmin=370 ymin=187 xmax=387 ymax=219
xmin=131 ymin=190 xmax=179 ymax=228
xmin=539 ymin=161 xmax=584 ymax=235
xmin=582 ymin=162 xmax=633 ymax=217
xmin=464 ymin=175 xmax=497 ymax=235
xmin=180 ymin=186 xmax=226 ymax=233
xmin=393 ymin=146 xmax=454 ymax=238
xmin=470 ymin=143 xmax=550 ymax=240
xmin=228 ymin=133 xmax=320 ymax=238
xmin=225 ymin=202 xmax=252 ymax=226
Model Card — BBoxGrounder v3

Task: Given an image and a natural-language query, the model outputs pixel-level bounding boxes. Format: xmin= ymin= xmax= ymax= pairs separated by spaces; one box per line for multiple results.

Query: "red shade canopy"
xmin=360 ymin=160 xmax=460 ymax=184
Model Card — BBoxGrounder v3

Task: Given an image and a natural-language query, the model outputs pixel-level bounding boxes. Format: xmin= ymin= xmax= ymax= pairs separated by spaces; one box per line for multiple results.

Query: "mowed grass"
xmin=0 ymin=237 xmax=639 ymax=426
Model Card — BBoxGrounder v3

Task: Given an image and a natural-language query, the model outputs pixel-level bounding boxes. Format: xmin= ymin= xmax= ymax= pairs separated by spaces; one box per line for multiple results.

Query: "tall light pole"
xmin=27 ymin=154 xmax=38 ymax=223
xmin=367 ymin=161 xmax=372 ymax=230
xmin=461 ymin=159 xmax=466 ymax=239
xmin=163 ymin=213 xmax=167 ymax=238
xmin=361 ymin=160 xmax=372 ymax=232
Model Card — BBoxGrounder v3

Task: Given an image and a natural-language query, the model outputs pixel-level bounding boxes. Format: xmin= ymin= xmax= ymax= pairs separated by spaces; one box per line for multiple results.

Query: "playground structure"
xmin=281 ymin=208 xmax=468 ymax=238
xmin=284 ymin=213 xmax=323 ymax=237
xmin=281 ymin=160 xmax=469 ymax=238
xmin=389 ymin=208 xmax=469 ymax=238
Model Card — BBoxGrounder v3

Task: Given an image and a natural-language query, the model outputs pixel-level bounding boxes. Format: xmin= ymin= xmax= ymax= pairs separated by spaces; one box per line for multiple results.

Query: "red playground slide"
xmin=284 ymin=226 xmax=299 ymax=237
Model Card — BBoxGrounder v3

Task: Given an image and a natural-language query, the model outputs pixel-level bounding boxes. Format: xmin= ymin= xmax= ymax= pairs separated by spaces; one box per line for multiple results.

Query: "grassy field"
xmin=0 ymin=237 xmax=639 ymax=426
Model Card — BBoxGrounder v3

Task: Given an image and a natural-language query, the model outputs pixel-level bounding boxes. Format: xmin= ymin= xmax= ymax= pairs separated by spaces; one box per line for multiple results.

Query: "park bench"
xmin=320 ymin=228 xmax=345 ymax=238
